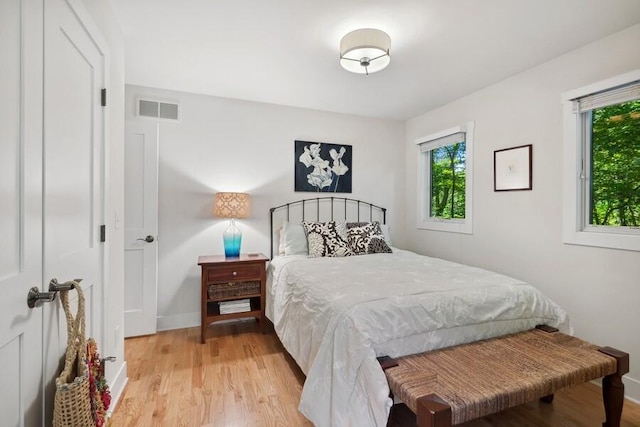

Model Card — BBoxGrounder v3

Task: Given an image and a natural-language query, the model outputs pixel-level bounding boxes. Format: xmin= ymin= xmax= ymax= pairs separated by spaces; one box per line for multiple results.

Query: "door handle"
xmin=27 ymin=278 xmax=82 ymax=308
xmin=137 ymin=235 xmax=155 ymax=243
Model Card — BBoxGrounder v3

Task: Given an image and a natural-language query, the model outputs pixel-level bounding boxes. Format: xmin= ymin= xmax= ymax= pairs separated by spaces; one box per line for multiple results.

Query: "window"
xmin=416 ymin=122 xmax=474 ymax=234
xmin=562 ymin=70 xmax=640 ymax=251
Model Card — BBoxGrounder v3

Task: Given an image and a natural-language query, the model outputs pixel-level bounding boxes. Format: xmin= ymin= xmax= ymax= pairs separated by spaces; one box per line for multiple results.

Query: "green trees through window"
xmin=430 ymin=142 xmax=466 ymax=219
xmin=590 ymin=100 xmax=640 ymax=227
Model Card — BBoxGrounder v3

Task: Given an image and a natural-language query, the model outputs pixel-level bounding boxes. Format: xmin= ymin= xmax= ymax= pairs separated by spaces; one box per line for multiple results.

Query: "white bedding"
xmin=267 ymin=249 xmax=570 ymax=427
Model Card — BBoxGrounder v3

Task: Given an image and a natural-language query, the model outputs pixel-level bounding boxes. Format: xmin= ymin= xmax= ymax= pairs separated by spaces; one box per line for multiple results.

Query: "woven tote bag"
xmin=53 ymin=281 xmax=93 ymax=427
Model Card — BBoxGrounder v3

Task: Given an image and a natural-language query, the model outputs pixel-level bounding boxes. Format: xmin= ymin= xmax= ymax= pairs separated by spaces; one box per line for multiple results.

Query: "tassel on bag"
xmin=86 ymin=338 xmax=112 ymax=426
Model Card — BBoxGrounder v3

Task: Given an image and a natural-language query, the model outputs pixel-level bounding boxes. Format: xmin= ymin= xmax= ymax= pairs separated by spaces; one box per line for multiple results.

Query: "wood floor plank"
xmin=110 ymin=320 xmax=640 ymax=426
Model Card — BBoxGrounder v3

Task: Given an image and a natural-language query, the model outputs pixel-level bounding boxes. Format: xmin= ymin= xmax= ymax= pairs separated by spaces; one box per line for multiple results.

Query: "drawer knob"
xmin=232 ymin=271 xmax=237 ymax=276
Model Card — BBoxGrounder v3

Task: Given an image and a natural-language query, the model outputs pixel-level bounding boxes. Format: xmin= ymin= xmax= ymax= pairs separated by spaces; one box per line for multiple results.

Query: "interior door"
xmin=124 ymin=121 xmax=159 ymax=337
xmin=42 ymin=0 xmax=106 ymax=422
xmin=0 ymin=0 xmax=44 ymax=425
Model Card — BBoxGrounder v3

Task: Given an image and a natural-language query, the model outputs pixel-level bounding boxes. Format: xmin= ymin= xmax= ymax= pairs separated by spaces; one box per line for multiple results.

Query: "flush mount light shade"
xmin=340 ymin=28 xmax=391 ymax=75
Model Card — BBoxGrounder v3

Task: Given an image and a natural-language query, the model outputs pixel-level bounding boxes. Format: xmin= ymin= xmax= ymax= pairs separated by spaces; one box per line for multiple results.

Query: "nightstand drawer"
xmin=208 ymin=281 xmax=260 ymax=299
xmin=207 ymin=264 xmax=261 ymax=282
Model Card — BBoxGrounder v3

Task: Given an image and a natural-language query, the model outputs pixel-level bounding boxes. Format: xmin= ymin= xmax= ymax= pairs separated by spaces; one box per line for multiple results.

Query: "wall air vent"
xmin=137 ymin=98 xmax=180 ymax=120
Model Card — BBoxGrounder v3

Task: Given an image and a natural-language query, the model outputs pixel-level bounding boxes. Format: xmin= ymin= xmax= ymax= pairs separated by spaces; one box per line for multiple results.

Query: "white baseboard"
xmin=107 ymin=360 xmax=128 ymax=417
xmin=156 ymin=311 xmax=200 ymax=331
xmin=591 ymin=374 xmax=640 ymax=404
xmin=624 ymin=375 xmax=640 ymax=404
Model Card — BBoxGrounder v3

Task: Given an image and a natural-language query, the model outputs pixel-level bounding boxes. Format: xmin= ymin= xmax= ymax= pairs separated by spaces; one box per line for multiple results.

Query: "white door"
xmin=42 ymin=0 xmax=107 ymax=423
xmin=0 ymin=0 xmax=44 ymax=425
xmin=124 ymin=121 xmax=159 ymax=337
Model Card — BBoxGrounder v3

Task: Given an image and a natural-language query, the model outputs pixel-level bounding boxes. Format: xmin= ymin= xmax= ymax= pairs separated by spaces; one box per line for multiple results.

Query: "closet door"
xmin=42 ymin=0 xmax=108 ymax=422
xmin=0 ymin=0 xmax=108 ymax=423
xmin=0 ymin=0 xmax=45 ymax=425
xmin=124 ymin=120 xmax=159 ymax=337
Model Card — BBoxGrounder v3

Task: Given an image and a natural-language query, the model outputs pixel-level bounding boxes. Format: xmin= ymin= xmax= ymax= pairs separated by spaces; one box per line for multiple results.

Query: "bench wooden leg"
xmin=416 ymin=394 xmax=452 ymax=427
xmin=598 ymin=346 xmax=630 ymax=427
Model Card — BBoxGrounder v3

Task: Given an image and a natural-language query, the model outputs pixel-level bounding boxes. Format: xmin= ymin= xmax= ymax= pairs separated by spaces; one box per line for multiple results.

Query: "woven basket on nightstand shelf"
xmin=208 ymin=281 xmax=260 ymax=299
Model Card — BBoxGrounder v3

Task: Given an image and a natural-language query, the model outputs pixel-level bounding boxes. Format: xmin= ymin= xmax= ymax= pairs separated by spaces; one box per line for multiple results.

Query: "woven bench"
xmin=379 ymin=326 xmax=629 ymax=427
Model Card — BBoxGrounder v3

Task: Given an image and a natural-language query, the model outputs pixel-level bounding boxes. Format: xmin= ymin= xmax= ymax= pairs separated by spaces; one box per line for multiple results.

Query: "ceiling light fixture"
xmin=340 ymin=28 xmax=391 ymax=75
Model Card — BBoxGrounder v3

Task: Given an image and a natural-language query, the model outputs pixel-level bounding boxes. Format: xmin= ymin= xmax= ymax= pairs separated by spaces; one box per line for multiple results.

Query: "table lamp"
xmin=213 ymin=192 xmax=251 ymax=257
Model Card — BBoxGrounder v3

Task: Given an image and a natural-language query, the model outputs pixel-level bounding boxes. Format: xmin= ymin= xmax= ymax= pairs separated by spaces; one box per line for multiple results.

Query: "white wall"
xmin=405 ymin=24 xmax=640 ymax=400
xmin=125 ymin=85 xmax=405 ymax=330
xmin=82 ymin=0 xmax=127 ymax=407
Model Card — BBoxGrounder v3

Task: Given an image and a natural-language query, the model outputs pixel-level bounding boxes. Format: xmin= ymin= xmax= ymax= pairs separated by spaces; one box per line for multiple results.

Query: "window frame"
xmin=416 ymin=121 xmax=474 ymax=234
xmin=562 ymin=69 xmax=640 ymax=252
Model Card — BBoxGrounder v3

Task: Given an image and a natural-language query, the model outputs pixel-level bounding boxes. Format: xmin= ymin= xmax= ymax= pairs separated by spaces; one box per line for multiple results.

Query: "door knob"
xmin=137 ymin=235 xmax=155 ymax=243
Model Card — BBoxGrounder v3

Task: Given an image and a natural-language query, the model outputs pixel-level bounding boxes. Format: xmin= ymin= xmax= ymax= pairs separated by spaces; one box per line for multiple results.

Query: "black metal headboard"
xmin=269 ymin=197 xmax=387 ymax=259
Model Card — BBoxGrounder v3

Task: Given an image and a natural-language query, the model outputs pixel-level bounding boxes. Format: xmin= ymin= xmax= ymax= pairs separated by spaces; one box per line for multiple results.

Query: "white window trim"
xmin=561 ymin=69 xmax=640 ymax=252
xmin=416 ymin=121 xmax=474 ymax=234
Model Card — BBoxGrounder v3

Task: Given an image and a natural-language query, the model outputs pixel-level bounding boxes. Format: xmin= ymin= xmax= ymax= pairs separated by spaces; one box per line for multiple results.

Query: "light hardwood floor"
xmin=111 ymin=320 xmax=640 ymax=426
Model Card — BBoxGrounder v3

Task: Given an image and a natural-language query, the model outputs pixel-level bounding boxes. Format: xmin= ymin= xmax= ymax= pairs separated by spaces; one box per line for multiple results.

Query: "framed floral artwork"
xmin=294 ymin=140 xmax=352 ymax=193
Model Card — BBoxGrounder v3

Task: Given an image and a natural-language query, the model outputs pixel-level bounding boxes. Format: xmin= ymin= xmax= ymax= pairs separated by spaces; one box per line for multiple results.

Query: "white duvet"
xmin=267 ymin=249 xmax=570 ymax=427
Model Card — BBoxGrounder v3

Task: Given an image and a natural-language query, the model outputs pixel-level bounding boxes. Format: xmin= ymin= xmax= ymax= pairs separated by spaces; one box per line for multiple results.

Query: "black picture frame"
xmin=294 ymin=140 xmax=352 ymax=193
xmin=494 ymin=144 xmax=533 ymax=191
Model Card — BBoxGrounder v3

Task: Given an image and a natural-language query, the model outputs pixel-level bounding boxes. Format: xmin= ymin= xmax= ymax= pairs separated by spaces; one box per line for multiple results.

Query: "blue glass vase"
xmin=223 ymin=218 xmax=242 ymax=257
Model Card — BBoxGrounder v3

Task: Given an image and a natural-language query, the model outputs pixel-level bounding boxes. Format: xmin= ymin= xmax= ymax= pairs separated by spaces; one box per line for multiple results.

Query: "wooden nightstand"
xmin=198 ymin=253 xmax=268 ymax=343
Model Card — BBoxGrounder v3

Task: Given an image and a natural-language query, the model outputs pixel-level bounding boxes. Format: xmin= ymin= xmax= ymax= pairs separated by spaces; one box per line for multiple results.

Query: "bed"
xmin=266 ymin=197 xmax=570 ymax=427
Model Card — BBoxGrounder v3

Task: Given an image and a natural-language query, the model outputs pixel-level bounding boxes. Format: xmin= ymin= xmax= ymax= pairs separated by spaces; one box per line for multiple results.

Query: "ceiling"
xmin=110 ymin=0 xmax=640 ymax=120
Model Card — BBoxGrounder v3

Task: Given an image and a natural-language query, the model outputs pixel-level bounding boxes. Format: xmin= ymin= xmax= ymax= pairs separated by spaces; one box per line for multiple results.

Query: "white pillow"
xmin=379 ymin=223 xmax=392 ymax=246
xmin=283 ymin=222 xmax=308 ymax=256
xmin=277 ymin=225 xmax=285 ymax=255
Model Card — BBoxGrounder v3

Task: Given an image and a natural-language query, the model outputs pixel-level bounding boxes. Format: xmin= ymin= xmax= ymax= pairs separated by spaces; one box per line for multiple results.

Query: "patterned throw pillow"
xmin=302 ymin=221 xmax=354 ymax=258
xmin=346 ymin=222 xmax=393 ymax=255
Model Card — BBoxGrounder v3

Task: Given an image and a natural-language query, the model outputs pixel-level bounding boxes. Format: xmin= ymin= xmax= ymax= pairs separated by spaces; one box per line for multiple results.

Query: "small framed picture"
xmin=494 ymin=144 xmax=532 ymax=191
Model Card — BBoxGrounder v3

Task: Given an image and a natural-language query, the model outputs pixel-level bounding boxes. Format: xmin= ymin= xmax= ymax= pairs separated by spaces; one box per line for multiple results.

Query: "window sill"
xmin=563 ymin=229 xmax=640 ymax=252
xmin=417 ymin=219 xmax=472 ymax=234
